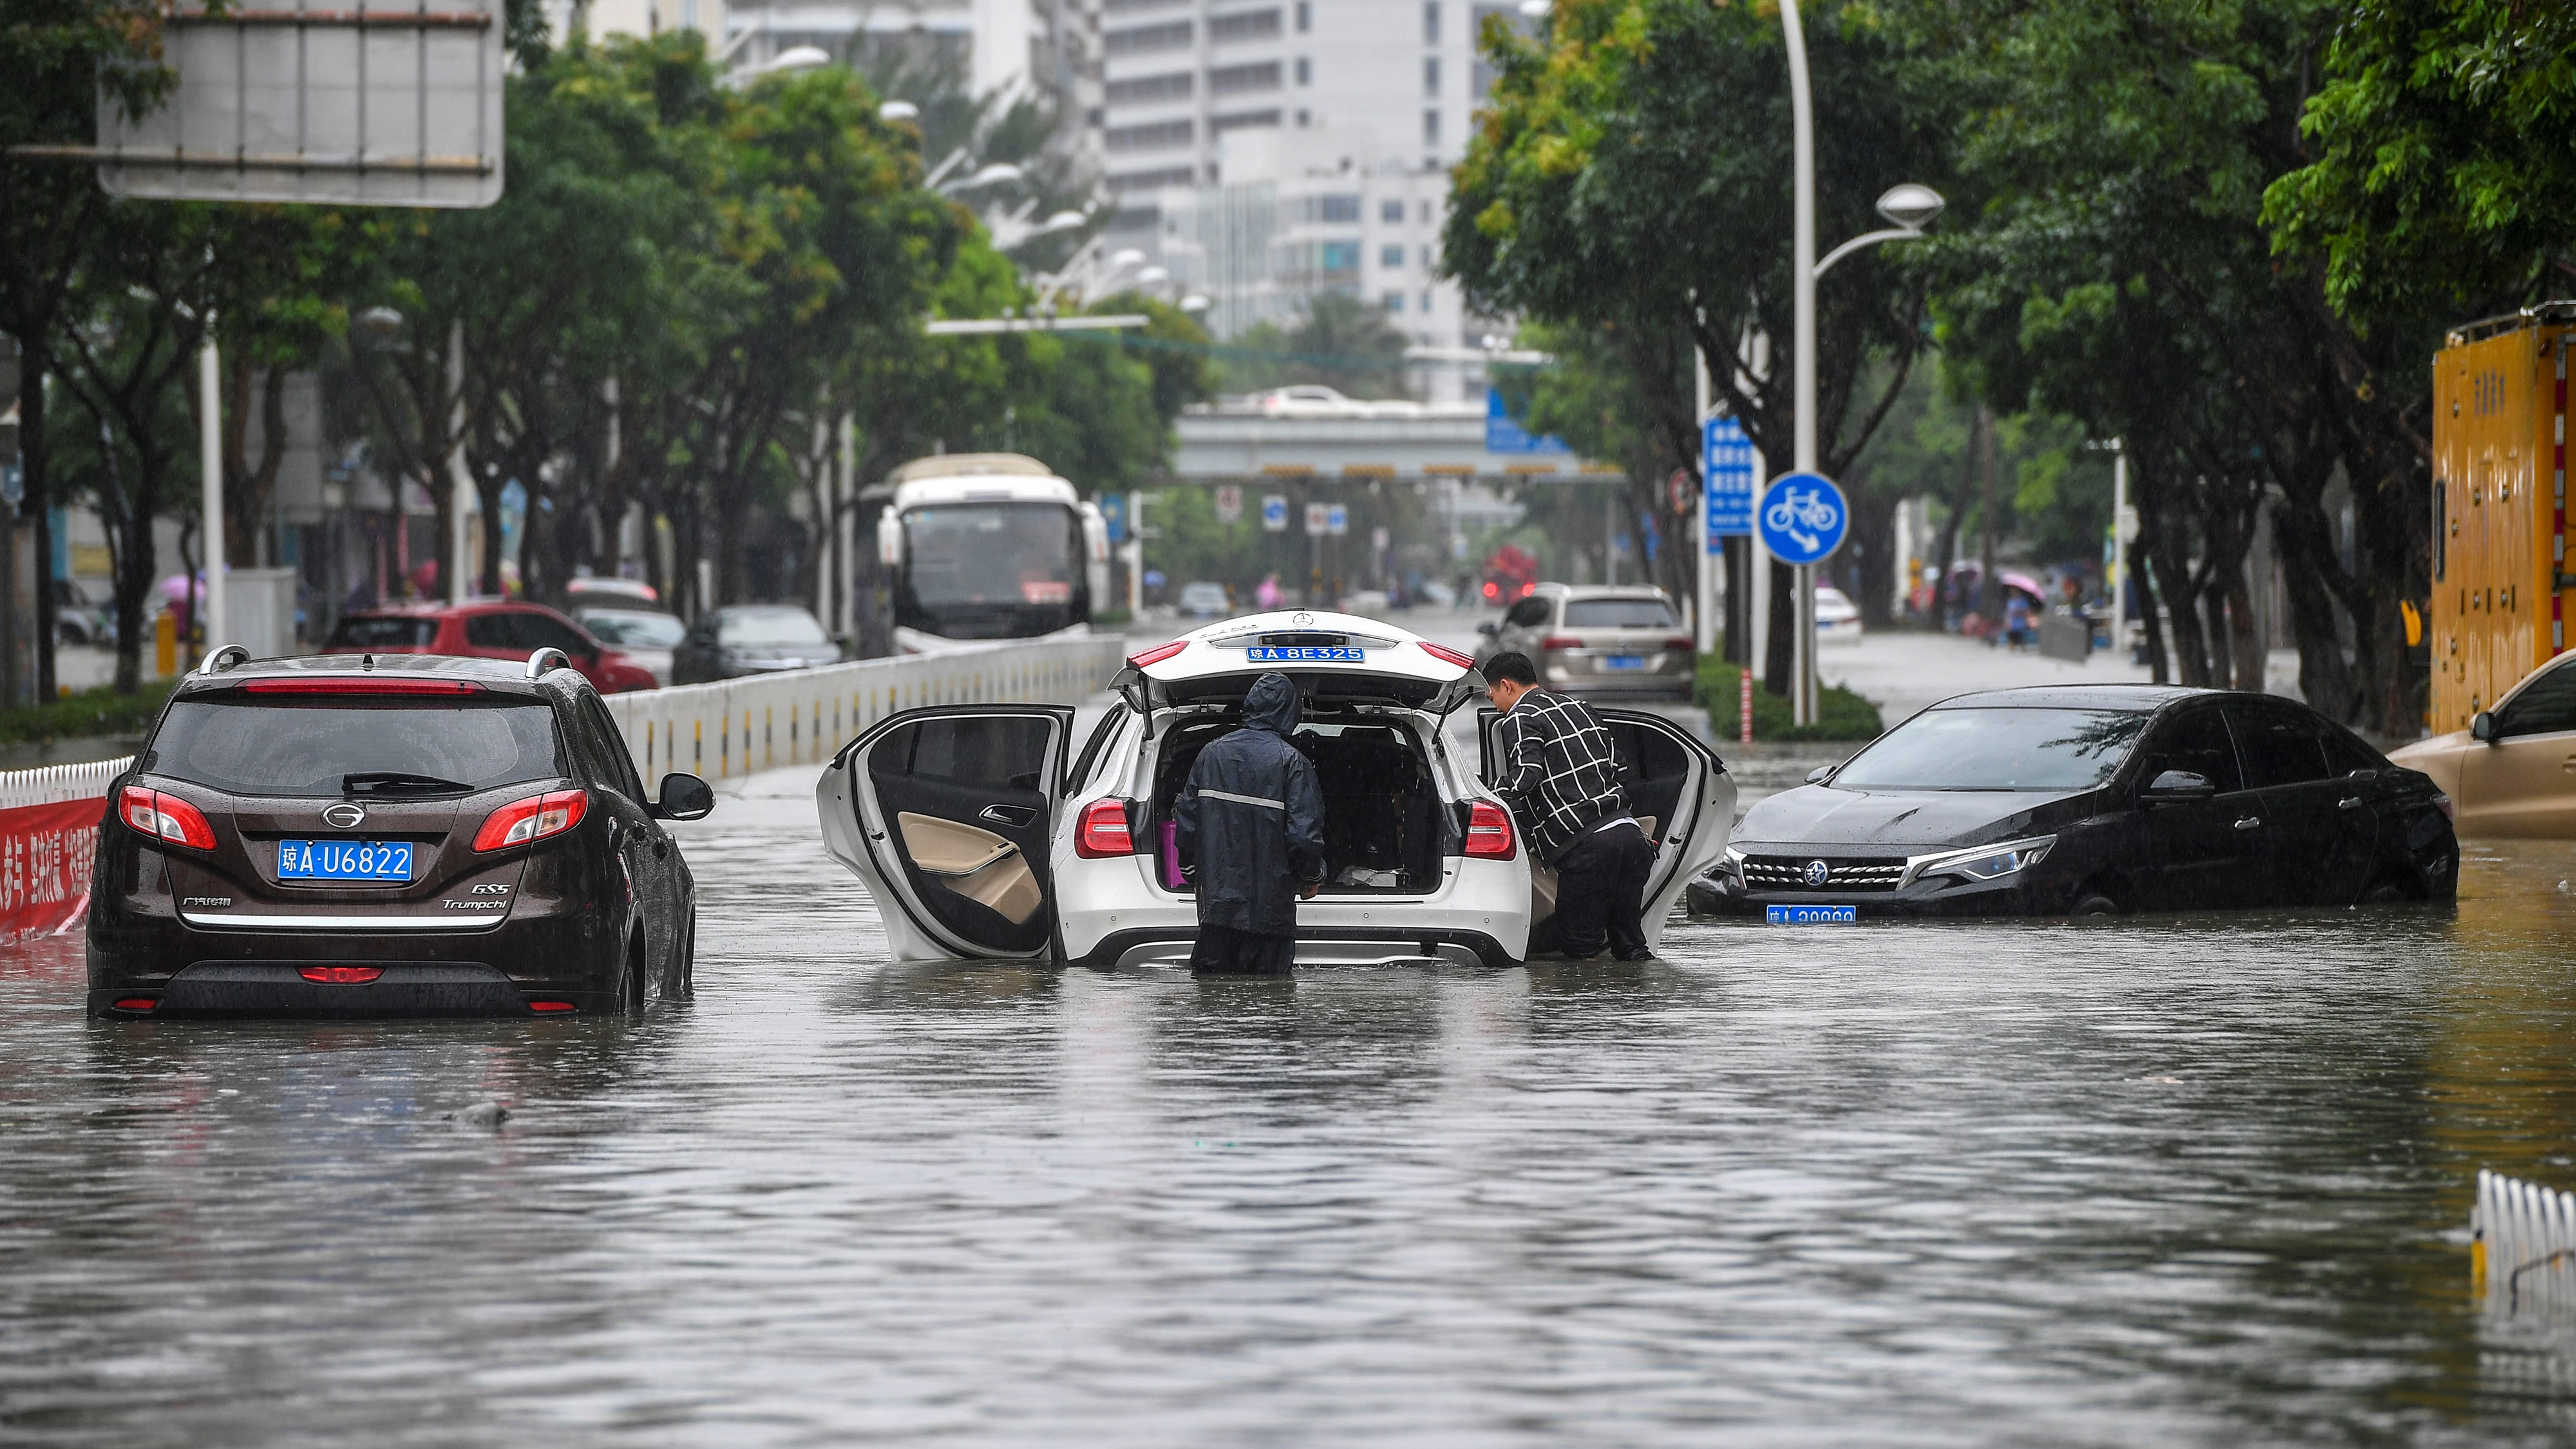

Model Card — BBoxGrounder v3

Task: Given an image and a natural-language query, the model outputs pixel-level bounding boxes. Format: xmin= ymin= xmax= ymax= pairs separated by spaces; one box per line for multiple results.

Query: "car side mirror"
xmin=652 ymin=772 xmax=715 ymax=820
xmin=1804 ymin=765 xmax=1833 ymax=786
xmin=2143 ymin=769 xmax=2215 ymax=802
xmin=2471 ymin=710 xmax=2497 ymax=743
xmin=1477 ymin=621 xmax=1499 ymax=637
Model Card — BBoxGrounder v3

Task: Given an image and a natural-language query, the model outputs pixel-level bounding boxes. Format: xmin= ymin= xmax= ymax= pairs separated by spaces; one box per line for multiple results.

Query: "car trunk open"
xmin=1146 ymin=704 xmax=1454 ymax=896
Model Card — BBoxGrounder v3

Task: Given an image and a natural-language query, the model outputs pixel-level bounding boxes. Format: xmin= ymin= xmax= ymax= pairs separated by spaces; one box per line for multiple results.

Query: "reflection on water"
xmin=2 ymin=766 xmax=2574 ymax=1445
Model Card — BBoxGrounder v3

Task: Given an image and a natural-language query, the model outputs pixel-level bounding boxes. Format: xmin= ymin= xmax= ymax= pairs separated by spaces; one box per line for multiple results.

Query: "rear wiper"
xmin=343 ymin=771 xmax=472 ymax=796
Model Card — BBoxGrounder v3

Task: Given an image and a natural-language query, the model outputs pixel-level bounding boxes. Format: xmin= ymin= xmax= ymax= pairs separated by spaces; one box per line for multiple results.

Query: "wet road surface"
xmin=6 ymin=753 xmax=2576 ymax=1446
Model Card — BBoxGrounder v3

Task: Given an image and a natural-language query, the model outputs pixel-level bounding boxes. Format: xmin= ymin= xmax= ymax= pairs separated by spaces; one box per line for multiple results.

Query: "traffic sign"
xmin=1099 ymin=493 xmax=1128 ymax=544
xmin=1756 ymin=471 xmax=1848 ymax=565
xmin=1216 ymin=484 xmax=1243 ymax=524
xmin=1327 ymin=504 xmax=1349 ymax=536
xmin=1262 ymin=494 xmax=1289 ymax=532
xmin=1703 ymin=417 xmax=1754 ymax=544
xmin=1668 ymin=469 xmax=1692 ymax=516
xmin=1305 ymin=502 xmax=1330 ymax=536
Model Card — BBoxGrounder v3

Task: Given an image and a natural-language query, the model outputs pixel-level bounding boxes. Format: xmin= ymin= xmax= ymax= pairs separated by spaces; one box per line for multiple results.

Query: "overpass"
xmin=1166 ymin=398 xmax=1629 ymax=486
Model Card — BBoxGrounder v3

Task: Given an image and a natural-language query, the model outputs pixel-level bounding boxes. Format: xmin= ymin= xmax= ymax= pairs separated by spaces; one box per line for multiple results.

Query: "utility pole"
xmin=200 ymin=332 xmax=227 ymax=653
xmin=447 ymin=320 xmax=469 ymax=605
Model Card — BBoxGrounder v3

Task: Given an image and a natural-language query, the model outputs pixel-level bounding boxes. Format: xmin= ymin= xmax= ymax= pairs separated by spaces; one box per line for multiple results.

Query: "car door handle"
xmin=980 ymin=804 xmax=1037 ymax=828
xmin=2337 ymin=797 xmax=2365 ymax=811
xmin=2234 ymin=816 xmax=2262 ymax=830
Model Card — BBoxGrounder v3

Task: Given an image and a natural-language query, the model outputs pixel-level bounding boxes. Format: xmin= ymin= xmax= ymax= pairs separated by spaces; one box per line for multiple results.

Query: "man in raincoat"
xmin=1174 ymin=671 xmax=1327 ymax=974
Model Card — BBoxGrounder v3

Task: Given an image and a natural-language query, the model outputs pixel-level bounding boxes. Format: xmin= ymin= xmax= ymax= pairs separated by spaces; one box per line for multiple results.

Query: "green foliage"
xmin=1694 ymin=660 xmax=1882 ymax=743
xmin=0 ymin=679 xmax=175 ymax=746
xmin=1212 ymin=294 xmax=1414 ymax=399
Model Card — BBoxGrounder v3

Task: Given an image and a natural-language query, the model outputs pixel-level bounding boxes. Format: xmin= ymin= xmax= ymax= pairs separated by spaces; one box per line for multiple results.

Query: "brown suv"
xmin=1474 ymin=584 xmax=1696 ymax=698
xmin=87 ymin=650 xmax=713 ymax=1019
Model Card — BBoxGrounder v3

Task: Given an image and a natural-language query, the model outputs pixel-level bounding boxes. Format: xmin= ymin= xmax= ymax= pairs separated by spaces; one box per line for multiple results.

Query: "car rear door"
xmin=2228 ymin=699 xmax=2377 ymax=905
xmin=817 ymin=705 xmax=1072 ymax=961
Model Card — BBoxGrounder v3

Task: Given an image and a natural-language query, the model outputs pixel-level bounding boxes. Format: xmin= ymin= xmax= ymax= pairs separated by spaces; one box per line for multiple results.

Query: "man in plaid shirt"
xmin=1482 ymin=651 xmax=1656 ymax=961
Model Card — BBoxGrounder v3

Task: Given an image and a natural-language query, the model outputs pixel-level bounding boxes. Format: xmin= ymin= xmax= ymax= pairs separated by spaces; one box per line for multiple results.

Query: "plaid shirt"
xmin=1493 ymin=689 xmax=1628 ymax=864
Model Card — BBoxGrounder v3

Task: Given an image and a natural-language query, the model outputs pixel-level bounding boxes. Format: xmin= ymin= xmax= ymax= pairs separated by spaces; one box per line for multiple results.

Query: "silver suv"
xmin=1474 ymin=584 xmax=1694 ymax=698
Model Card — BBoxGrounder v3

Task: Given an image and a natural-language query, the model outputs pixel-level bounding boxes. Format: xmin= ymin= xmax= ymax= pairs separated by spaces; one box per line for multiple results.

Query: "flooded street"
xmin=7 ymin=757 xmax=2576 ymax=1446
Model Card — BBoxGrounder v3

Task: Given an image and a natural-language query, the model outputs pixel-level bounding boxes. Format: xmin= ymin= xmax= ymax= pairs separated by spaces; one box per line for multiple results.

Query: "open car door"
xmin=1479 ymin=707 xmax=1736 ymax=954
xmin=819 ymin=705 xmax=1072 ymax=961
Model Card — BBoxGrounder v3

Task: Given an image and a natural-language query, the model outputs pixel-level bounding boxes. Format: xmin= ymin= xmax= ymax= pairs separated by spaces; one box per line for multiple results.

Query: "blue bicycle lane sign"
xmin=1756 ymin=471 xmax=1849 ymax=565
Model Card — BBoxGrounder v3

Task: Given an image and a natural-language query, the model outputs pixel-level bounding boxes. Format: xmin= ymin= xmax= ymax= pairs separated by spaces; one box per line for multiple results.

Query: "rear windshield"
xmin=144 ymin=699 xmax=564 ymax=797
xmin=1830 ymin=707 xmax=2148 ymax=791
xmin=1564 ymin=599 xmax=1676 ymax=629
xmin=328 ymin=616 xmax=438 ymax=650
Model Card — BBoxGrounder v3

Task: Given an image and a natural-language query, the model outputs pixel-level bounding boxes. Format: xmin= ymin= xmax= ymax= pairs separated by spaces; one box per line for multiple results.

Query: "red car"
xmin=323 ymin=601 xmax=660 ymax=694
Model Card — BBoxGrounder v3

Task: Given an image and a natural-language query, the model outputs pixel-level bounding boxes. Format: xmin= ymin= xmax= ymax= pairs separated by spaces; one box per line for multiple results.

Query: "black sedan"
xmin=671 ymin=606 xmax=842 ymax=684
xmin=1687 ymin=685 xmax=2458 ymax=918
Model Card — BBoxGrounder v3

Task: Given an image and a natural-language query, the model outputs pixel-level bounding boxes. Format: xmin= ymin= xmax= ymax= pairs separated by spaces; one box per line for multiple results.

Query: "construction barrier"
xmin=0 ymin=757 xmax=130 ymax=944
xmin=2474 ymin=1169 xmax=2576 ymax=1316
xmin=600 ymin=635 xmax=1132 ymax=782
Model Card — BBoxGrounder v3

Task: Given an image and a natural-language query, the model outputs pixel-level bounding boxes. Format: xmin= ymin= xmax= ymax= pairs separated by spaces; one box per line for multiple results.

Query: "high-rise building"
xmin=721 ymin=0 xmax=1089 ymax=113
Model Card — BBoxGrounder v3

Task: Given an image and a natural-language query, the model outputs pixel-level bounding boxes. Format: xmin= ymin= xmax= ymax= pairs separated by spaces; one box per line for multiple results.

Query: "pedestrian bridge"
xmin=1170 ymin=404 xmax=1625 ymax=486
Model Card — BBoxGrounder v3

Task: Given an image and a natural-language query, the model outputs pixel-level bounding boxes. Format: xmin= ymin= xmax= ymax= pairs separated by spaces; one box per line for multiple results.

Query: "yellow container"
xmin=2429 ymin=307 xmax=2575 ymax=733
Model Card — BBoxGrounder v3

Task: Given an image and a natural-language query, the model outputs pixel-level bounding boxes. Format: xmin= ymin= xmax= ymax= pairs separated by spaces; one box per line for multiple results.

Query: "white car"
xmin=818 ymin=610 xmax=1736 ymax=969
xmin=1816 ymin=585 xmax=1864 ymax=644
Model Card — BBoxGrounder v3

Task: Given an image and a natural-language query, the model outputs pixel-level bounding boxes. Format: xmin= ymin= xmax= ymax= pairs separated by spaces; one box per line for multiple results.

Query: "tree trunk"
xmin=2130 ymin=537 xmax=2168 ymax=685
xmin=2225 ymin=562 xmax=2264 ymax=692
xmin=1975 ymin=405 xmax=1998 ymax=619
xmin=1763 ymin=558 xmax=1795 ymax=697
xmin=23 ymin=350 xmax=55 ymax=699
xmin=2152 ymin=527 xmax=2211 ymax=687
xmin=1852 ymin=486 xmax=1899 ymax=629
xmin=2270 ymin=491 xmax=2360 ymax=719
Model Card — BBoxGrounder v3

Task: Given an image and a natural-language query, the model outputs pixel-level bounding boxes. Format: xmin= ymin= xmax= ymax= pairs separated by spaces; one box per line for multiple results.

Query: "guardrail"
xmin=0 ymin=757 xmax=130 ymax=943
xmin=600 ymin=634 xmax=1132 ymax=781
xmin=2475 ymin=1169 xmax=2576 ymax=1317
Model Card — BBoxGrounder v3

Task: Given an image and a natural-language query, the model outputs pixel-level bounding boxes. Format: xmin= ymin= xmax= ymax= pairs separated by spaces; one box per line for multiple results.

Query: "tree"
xmin=1215 ymin=294 xmax=1414 ymax=399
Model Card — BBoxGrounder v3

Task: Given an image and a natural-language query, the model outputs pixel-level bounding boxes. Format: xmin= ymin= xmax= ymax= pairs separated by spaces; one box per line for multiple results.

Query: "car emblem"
xmin=323 ymin=802 xmax=367 ymax=829
xmin=1293 ymin=612 xmax=1313 ymax=626
xmin=1803 ymin=859 xmax=1831 ymax=887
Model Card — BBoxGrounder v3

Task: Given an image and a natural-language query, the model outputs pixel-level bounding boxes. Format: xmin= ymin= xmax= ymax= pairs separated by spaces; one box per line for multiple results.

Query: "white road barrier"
xmin=0 ymin=757 xmax=135 ymax=812
xmin=2474 ymin=1169 xmax=2576 ymax=1316
xmin=600 ymin=636 xmax=1132 ymax=782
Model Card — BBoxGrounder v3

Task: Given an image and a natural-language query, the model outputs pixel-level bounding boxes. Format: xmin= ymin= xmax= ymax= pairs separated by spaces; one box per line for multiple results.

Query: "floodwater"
xmin=6 ymin=759 xmax=2576 ymax=1446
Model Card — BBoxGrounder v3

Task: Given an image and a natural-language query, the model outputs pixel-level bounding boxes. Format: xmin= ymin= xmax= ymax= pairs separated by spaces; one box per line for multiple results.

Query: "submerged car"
xmin=1687 ymin=684 xmax=2457 ymax=918
xmin=819 ymin=610 xmax=1736 ymax=969
xmin=2389 ymin=650 xmax=2576 ymax=837
xmin=88 ymin=648 xmax=714 ymax=1019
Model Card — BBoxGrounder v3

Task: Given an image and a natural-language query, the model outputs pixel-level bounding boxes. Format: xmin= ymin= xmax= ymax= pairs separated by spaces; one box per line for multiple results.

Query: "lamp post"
xmin=1778 ymin=0 xmax=1941 ymax=724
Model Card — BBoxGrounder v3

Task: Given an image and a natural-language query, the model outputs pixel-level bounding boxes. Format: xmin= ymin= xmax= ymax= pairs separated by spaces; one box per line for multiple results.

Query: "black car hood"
xmin=1734 ymin=784 xmax=2099 ymax=851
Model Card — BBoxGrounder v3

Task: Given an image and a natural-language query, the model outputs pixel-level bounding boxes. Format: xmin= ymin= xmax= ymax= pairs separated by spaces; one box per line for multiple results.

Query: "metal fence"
xmin=599 ymin=636 xmax=1132 ymax=781
xmin=0 ymin=757 xmax=135 ymax=813
xmin=2475 ymin=1169 xmax=2576 ymax=1316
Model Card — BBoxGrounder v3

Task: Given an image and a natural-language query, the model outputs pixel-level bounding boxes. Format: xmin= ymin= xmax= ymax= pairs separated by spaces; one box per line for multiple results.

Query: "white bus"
xmin=873 ymin=453 xmax=1111 ymax=654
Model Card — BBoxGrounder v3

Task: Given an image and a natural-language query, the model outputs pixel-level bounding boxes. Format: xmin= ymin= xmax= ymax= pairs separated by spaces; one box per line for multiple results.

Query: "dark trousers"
xmin=1552 ymin=821 xmax=1656 ymax=960
xmin=1189 ymin=922 xmax=1297 ymax=975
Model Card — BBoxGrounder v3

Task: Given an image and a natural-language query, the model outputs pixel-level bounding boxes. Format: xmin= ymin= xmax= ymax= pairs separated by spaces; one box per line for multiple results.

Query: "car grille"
xmin=1742 ymin=855 xmax=1906 ymax=892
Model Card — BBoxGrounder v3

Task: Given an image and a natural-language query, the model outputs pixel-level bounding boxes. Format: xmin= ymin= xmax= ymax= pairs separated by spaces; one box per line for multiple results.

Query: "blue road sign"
xmin=1261 ymin=494 xmax=1289 ymax=532
xmin=1703 ymin=417 xmax=1753 ymax=545
xmin=1326 ymin=504 xmax=1349 ymax=536
xmin=1484 ymin=387 xmax=1571 ymax=455
xmin=1756 ymin=471 xmax=1848 ymax=565
xmin=1099 ymin=493 xmax=1127 ymax=544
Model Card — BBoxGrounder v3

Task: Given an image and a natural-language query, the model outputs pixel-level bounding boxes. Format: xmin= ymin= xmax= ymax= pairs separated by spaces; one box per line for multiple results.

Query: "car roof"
xmin=1545 ymin=584 xmax=1672 ymax=600
xmin=340 ymin=599 xmax=567 ymax=618
xmin=169 ymin=651 xmax=589 ymax=703
xmin=1929 ymin=684 xmax=2212 ymax=712
xmin=1128 ymin=609 xmax=1471 ymax=708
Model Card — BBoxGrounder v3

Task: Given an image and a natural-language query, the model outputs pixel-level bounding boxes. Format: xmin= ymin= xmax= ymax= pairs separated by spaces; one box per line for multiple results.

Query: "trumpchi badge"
xmin=323 ymin=802 xmax=367 ymax=829
xmin=1803 ymin=859 xmax=1831 ymax=887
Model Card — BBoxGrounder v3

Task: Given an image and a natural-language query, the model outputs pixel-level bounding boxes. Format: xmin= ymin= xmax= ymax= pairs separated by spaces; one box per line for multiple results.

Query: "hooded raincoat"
xmin=1175 ymin=672 xmax=1327 ymax=936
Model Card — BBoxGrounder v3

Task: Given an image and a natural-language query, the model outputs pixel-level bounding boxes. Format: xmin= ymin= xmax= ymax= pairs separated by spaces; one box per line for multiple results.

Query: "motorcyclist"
xmin=1174 ymin=671 xmax=1326 ymax=974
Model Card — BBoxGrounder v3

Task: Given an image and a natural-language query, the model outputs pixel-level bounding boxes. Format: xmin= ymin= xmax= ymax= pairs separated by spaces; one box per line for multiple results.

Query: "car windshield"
xmin=1564 ymin=598 xmax=1676 ymax=629
xmin=327 ymin=616 xmax=438 ymax=650
xmin=583 ymin=611 xmax=685 ymax=648
xmin=903 ymin=502 xmax=1077 ymax=607
xmin=717 ymin=609 xmax=828 ymax=647
xmin=145 ymin=699 xmax=564 ymax=797
xmin=1830 ymin=707 xmax=2148 ymax=791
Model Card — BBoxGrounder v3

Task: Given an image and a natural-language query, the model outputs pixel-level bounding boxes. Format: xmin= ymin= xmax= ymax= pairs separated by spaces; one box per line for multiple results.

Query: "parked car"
xmin=1474 ymin=583 xmax=1694 ymax=699
xmin=1815 ymin=584 xmax=1863 ymax=645
xmin=2391 ymin=650 xmax=2576 ymax=836
xmin=1177 ymin=581 xmax=1232 ymax=620
xmin=86 ymin=649 xmax=714 ymax=1019
xmin=671 ymin=605 xmax=841 ymax=684
xmin=322 ymin=601 xmax=658 ymax=694
xmin=54 ymin=578 xmax=117 ymax=647
xmin=573 ymin=607 xmax=685 ymax=687
xmin=817 ymin=611 xmax=1735 ymax=969
xmin=564 ymin=575 xmax=660 ymax=609
xmin=1687 ymin=684 xmax=2458 ymax=918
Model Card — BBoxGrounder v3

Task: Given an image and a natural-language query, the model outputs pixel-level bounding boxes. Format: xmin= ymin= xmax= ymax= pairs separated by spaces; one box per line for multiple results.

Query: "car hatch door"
xmin=1595 ymin=708 xmax=1737 ymax=945
xmin=817 ymin=705 xmax=1073 ymax=961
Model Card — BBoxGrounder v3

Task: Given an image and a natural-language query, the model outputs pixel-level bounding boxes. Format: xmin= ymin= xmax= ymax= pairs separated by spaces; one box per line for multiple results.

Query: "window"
xmin=1383 ymin=292 xmax=1406 ymax=312
xmin=1295 ymin=55 xmax=1311 ymax=84
xmin=463 ymin=614 xmax=517 ymax=650
xmin=2497 ymin=659 xmax=2576 ymax=737
xmin=2228 ymin=706 xmax=2333 ymax=788
xmin=1421 ymin=199 xmax=1433 ymax=223
xmin=515 ymin=612 xmax=598 ymax=658
xmin=2138 ymin=708 xmax=2242 ymax=793
xmin=1381 ymin=244 xmax=1405 ymax=268
xmin=1317 ymin=193 xmax=1361 ymax=222
xmin=1106 ymin=0 xmax=1189 ymax=9
xmin=1108 ymin=167 xmax=1197 ymax=192
xmin=576 ymin=696 xmax=647 ymax=802
xmin=1381 ymin=198 xmax=1404 ymax=223
xmin=325 ymin=616 xmax=438 ymax=650
xmin=1107 ymin=118 xmax=1195 ymax=151
xmin=1420 ymin=289 xmax=1434 ymax=312
xmin=1318 ymin=240 xmax=1360 ymax=272
xmin=1105 ymin=20 xmax=1193 ymax=55
xmin=1423 ymin=108 xmax=1441 ymax=146
xmin=1564 ymin=599 xmax=1678 ymax=629
xmin=1209 ymin=8 xmax=1282 ymax=43
xmin=1105 ymin=71 xmax=1193 ymax=104
xmin=1209 ymin=60 xmax=1282 ymax=95
xmin=1419 ymin=243 xmax=1434 ymax=267
xmin=1832 ymin=707 xmax=2151 ymax=791
xmin=1424 ymin=1 xmax=1441 ymax=43
xmin=1296 ymin=0 xmax=1310 ymax=31
xmin=2320 ymin=726 xmax=2382 ymax=777
xmin=145 ymin=699 xmax=565 ymax=797
xmin=1211 ymin=108 xmax=1282 ymax=133
xmin=1295 ymin=108 xmax=1310 ymax=126
xmin=1504 ymin=597 xmax=1550 ymax=628
xmin=1424 ymin=56 xmax=1441 ymax=97
xmin=888 ymin=715 xmax=1054 ymax=790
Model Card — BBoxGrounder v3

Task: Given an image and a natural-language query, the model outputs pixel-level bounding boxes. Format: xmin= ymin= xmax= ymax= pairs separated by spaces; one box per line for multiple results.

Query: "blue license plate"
xmin=1603 ymin=655 xmax=1648 ymax=670
xmin=1246 ymin=647 xmax=1363 ymax=663
xmin=278 ymin=839 xmax=415 ymax=882
xmin=1766 ymin=904 xmax=1856 ymax=925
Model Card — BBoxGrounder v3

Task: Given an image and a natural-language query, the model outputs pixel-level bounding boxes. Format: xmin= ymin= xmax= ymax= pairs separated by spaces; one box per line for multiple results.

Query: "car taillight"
xmin=1540 ymin=636 xmax=1584 ymax=651
xmin=118 ymin=785 xmax=217 ymax=850
xmin=111 ymin=997 xmax=158 ymax=1012
xmin=1075 ymin=797 xmax=1135 ymax=858
xmin=527 ymin=1000 xmax=578 ymax=1014
xmin=299 ymin=966 xmax=383 ymax=984
xmin=1128 ymin=639 xmax=1188 ymax=668
xmin=473 ymin=789 xmax=589 ymax=851
xmin=1665 ymin=637 xmax=1694 ymax=652
xmin=1419 ymin=641 xmax=1473 ymax=669
xmin=1464 ymin=799 xmax=1516 ymax=860
xmin=1482 ymin=580 xmax=1501 ymax=600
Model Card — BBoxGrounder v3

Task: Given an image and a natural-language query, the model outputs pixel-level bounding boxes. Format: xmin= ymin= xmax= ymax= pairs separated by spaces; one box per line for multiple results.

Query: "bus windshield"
xmin=896 ymin=502 xmax=1085 ymax=639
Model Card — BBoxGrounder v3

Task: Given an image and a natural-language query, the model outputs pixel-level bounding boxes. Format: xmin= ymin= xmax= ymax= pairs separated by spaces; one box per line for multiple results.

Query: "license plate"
xmin=278 ymin=839 xmax=415 ymax=882
xmin=1246 ymin=646 xmax=1363 ymax=663
xmin=1766 ymin=904 xmax=1856 ymax=925
xmin=1603 ymin=655 xmax=1648 ymax=670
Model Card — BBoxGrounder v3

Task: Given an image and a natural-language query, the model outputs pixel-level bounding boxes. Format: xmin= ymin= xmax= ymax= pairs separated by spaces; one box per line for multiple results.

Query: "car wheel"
xmin=2071 ymin=892 xmax=2121 ymax=918
xmin=2360 ymin=880 xmax=2411 ymax=905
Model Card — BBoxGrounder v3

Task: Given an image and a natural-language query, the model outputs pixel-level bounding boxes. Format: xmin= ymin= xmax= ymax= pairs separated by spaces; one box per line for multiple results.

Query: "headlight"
xmin=1718 ymin=844 xmax=1747 ymax=886
xmin=1902 ymin=835 xmax=2056 ymax=889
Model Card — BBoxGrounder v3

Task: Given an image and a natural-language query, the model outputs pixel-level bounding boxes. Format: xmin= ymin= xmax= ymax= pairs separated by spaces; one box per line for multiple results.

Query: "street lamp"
xmin=877 ymin=100 xmax=919 ymax=124
xmin=938 ymin=162 xmax=1024 ymax=195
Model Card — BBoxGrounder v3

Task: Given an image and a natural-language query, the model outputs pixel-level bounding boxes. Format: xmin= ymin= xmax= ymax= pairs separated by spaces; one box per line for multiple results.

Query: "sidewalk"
xmin=1816 ymin=630 xmax=2156 ymax=723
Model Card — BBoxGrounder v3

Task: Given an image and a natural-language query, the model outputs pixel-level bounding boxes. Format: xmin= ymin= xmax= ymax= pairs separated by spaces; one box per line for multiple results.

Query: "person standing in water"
xmin=1174 ymin=672 xmax=1326 ymax=974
